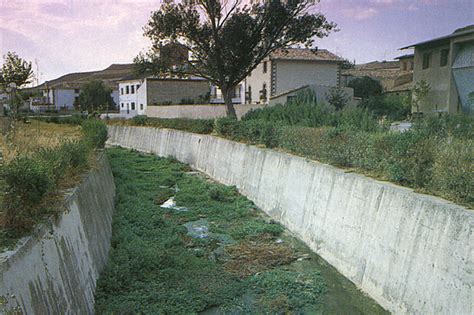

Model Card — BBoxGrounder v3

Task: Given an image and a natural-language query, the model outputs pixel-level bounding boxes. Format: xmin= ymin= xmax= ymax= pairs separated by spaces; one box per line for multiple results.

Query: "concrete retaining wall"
xmin=0 ymin=153 xmax=115 ymax=314
xmin=107 ymin=125 xmax=473 ymax=315
xmin=145 ymin=104 xmax=267 ymax=120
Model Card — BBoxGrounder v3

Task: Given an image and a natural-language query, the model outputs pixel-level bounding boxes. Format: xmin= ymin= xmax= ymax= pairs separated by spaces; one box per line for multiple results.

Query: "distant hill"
xmin=36 ymin=63 xmax=136 ymax=90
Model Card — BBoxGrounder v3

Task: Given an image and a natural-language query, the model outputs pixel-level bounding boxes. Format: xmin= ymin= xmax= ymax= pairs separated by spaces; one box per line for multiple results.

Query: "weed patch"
xmin=96 ymin=148 xmax=329 ymax=313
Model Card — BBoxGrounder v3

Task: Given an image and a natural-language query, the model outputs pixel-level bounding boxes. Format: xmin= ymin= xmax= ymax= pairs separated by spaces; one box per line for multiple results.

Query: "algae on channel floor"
xmin=95 ymin=147 xmax=387 ymax=314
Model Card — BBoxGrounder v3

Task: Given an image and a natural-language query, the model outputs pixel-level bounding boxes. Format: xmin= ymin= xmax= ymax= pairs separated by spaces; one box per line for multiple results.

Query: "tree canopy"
xmin=347 ymin=76 xmax=383 ymax=99
xmin=0 ymin=51 xmax=33 ymax=89
xmin=78 ymin=80 xmax=115 ymax=112
xmin=135 ymin=0 xmax=336 ymax=117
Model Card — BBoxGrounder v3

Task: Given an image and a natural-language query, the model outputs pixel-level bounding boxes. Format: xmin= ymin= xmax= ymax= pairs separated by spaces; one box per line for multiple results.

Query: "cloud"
xmin=343 ymin=7 xmax=378 ymax=20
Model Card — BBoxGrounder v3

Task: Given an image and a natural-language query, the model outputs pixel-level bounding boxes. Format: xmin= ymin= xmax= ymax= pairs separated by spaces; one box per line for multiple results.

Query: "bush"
xmin=347 ymin=76 xmax=383 ymax=99
xmin=133 ymin=115 xmax=148 ymax=126
xmin=412 ymin=114 xmax=474 ymax=140
xmin=82 ymin=119 xmax=108 ymax=148
xmin=359 ymin=95 xmax=411 ymax=120
xmin=214 ymin=118 xmax=280 ymax=148
xmin=214 ymin=117 xmax=240 ymax=138
xmin=60 ymin=140 xmax=91 ymax=170
xmin=33 ymin=114 xmax=85 ymax=125
xmin=3 ymin=156 xmax=54 ymax=206
xmin=143 ymin=118 xmax=214 ymax=134
xmin=431 ymin=139 xmax=474 ymax=204
xmin=3 ymin=156 xmax=55 ymax=232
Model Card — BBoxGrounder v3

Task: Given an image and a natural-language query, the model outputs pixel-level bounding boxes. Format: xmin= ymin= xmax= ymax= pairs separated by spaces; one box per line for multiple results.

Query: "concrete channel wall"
xmin=107 ymin=125 xmax=473 ymax=315
xmin=0 ymin=153 xmax=115 ymax=314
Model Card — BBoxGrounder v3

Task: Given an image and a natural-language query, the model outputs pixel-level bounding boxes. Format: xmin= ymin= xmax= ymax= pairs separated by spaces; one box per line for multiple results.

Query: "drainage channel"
xmin=95 ymin=147 xmax=387 ymax=314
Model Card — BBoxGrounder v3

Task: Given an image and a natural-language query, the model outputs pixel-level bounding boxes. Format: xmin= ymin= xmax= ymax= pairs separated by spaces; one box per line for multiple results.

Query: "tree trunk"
xmin=222 ymin=87 xmax=237 ymax=119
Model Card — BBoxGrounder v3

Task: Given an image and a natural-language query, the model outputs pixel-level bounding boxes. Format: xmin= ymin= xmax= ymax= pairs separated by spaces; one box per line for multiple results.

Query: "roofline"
xmin=395 ymin=54 xmax=414 ymax=60
xmin=400 ymin=27 xmax=474 ymax=50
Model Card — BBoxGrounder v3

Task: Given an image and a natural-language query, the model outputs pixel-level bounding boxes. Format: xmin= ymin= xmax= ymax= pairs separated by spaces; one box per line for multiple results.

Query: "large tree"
xmin=0 ymin=51 xmax=33 ymax=89
xmin=78 ymin=80 xmax=115 ymax=112
xmin=135 ymin=0 xmax=336 ymax=118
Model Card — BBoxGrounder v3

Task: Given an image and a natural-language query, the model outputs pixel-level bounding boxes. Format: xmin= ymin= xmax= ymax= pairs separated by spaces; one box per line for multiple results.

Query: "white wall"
xmin=274 ymin=60 xmax=339 ymax=95
xmin=118 ymin=80 xmax=143 ymax=116
xmin=245 ymin=59 xmax=271 ymax=104
xmin=108 ymin=125 xmax=474 ymax=315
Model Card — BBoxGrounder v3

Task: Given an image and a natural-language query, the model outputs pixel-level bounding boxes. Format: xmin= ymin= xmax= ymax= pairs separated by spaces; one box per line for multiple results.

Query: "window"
xmin=260 ymin=83 xmax=267 ymax=100
xmin=409 ymin=61 xmax=414 ymax=70
xmin=120 ymin=88 xmax=124 ymax=95
xmin=131 ymin=85 xmax=135 ymax=94
xmin=126 ymin=86 xmax=129 ymax=94
xmin=121 ymin=103 xmax=124 ymax=108
xmin=74 ymin=89 xmax=80 ymax=94
xmin=440 ymin=49 xmax=449 ymax=67
xmin=131 ymin=102 xmax=135 ymax=110
xmin=136 ymin=84 xmax=141 ymax=90
xmin=422 ymin=52 xmax=432 ymax=69
xmin=263 ymin=61 xmax=267 ymax=73
xmin=140 ymin=104 xmax=143 ymax=110
xmin=402 ymin=62 xmax=407 ymax=71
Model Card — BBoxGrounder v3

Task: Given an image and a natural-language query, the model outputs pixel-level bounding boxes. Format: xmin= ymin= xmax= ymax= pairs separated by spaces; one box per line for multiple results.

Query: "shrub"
xmin=277 ymin=126 xmax=325 ymax=158
xmin=144 ymin=118 xmax=214 ymax=134
xmin=33 ymin=114 xmax=85 ymax=125
xmin=133 ymin=115 xmax=148 ymax=126
xmin=3 ymin=156 xmax=54 ymax=206
xmin=359 ymin=95 xmax=411 ymax=120
xmin=60 ymin=140 xmax=91 ymax=170
xmin=214 ymin=117 xmax=240 ymax=138
xmin=82 ymin=119 xmax=108 ymax=148
xmin=3 ymin=156 xmax=55 ymax=232
xmin=332 ymin=107 xmax=380 ymax=132
xmin=412 ymin=114 xmax=474 ymax=140
xmin=347 ymin=76 xmax=383 ymax=99
xmin=431 ymin=139 xmax=474 ymax=204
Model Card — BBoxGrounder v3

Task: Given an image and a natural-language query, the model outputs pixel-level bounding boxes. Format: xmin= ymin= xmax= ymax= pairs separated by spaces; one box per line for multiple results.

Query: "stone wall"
xmin=145 ymin=104 xmax=267 ymax=120
xmin=107 ymin=125 xmax=473 ymax=315
xmin=0 ymin=153 xmax=115 ymax=314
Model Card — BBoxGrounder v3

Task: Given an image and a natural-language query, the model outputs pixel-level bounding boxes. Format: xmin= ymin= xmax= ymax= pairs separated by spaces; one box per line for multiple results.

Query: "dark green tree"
xmin=0 ymin=51 xmax=33 ymax=89
xmin=326 ymin=86 xmax=350 ymax=111
xmin=78 ymin=80 xmax=115 ymax=112
xmin=135 ymin=0 xmax=336 ymax=118
xmin=347 ymin=76 xmax=383 ymax=99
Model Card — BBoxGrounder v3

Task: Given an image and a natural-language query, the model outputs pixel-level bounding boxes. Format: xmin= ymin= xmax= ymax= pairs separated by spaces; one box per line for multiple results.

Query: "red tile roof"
xmin=270 ymin=48 xmax=342 ymax=62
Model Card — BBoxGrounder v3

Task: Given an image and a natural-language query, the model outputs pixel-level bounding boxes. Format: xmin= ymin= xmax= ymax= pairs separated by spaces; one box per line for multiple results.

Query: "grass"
xmin=0 ymin=120 xmax=82 ymax=162
xmin=95 ymin=147 xmax=329 ymax=314
xmin=0 ymin=120 xmax=100 ymax=250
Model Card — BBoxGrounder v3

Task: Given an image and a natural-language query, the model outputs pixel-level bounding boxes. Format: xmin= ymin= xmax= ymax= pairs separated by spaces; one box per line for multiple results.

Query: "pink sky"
xmin=0 ymin=0 xmax=472 ymax=84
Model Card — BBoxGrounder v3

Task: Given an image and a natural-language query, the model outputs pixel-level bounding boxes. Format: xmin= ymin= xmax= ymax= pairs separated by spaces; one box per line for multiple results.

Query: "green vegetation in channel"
xmin=95 ymin=148 xmax=330 ymax=314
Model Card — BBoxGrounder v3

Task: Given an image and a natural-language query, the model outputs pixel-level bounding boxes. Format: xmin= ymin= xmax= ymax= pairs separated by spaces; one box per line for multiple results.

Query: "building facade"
xmin=244 ymin=48 xmax=342 ymax=104
xmin=401 ymin=24 xmax=474 ymax=114
xmin=117 ymin=77 xmax=210 ymax=117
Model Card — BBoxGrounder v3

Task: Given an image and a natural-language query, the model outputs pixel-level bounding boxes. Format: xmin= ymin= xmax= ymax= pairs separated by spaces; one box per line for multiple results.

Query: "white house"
xmin=117 ymin=76 xmax=210 ymax=117
xmin=118 ymin=78 xmax=146 ymax=117
xmin=209 ymin=48 xmax=344 ymax=105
